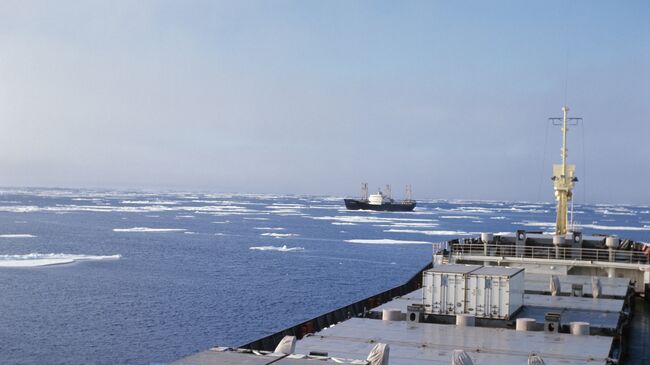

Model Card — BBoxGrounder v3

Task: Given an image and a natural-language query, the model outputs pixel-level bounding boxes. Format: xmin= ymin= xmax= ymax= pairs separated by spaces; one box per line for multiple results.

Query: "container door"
xmin=441 ymin=274 xmax=451 ymax=314
xmin=483 ymin=276 xmax=494 ymax=318
xmin=431 ymin=273 xmax=444 ymax=315
xmin=423 ymin=273 xmax=432 ymax=313
xmin=468 ymin=275 xmax=486 ymax=318
xmin=466 ymin=275 xmax=479 ymax=316
xmin=449 ymin=273 xmax=467 ymax=314
xmin=489 ymin=275 xmax=508 ymax=319
xmin=456 ymin=274 xmax=464 ymax=314
xmin=500 ymin=277 xmax=510 ymax=318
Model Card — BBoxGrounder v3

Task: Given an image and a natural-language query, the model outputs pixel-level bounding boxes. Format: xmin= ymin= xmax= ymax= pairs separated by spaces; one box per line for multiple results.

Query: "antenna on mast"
xmin=549 ymin=106 xmax=582 ymax=235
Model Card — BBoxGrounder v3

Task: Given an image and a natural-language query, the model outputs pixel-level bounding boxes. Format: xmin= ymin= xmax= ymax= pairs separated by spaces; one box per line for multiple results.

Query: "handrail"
xmin=450 ymin=243 xmax=650 ymax=265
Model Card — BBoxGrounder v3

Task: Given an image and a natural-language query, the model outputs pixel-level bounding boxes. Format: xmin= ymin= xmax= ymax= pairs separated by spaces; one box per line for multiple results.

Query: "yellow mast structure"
xmin=551 ymin=106 xmax=580 ymax=235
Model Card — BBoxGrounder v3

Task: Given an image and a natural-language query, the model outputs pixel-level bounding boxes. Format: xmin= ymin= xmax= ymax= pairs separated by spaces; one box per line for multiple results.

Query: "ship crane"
xmin=549 ymin=106 xmax=582 ymax=236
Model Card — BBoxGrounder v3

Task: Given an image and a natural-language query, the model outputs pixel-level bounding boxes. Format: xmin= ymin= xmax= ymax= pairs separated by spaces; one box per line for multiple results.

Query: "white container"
xmin=423 ymin=264 xmax=481 ymax=315
xmin=466 ymin=266 xmax=525 ymax=319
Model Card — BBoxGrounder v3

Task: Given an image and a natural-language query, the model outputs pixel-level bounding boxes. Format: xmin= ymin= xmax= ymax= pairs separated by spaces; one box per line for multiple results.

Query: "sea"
xmin=0 ymin=188 xmax=648 ymax=364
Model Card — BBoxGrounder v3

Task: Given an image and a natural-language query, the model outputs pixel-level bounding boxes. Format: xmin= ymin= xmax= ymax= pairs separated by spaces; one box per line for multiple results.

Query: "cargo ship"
xmin=172 ymin=106 xmax=650 ymax=365
xmin=344 ymin=183 xmax=416 ymax=211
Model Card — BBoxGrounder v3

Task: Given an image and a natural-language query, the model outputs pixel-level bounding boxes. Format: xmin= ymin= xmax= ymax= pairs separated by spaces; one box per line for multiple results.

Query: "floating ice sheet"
xmin=249 ymin=245 xmax=304 ymax=252
xmin=113 ymin=227 xmax=186 ymax=233
xmin=345 ymin=239 xmax=432 ymax=245
xmin=260 ymin=233 xmax=299 ymax=238
xmin=0 ymin=253 xmax=121 ymax=268
xmin=383 ymin=229 xmax=476 ymax=236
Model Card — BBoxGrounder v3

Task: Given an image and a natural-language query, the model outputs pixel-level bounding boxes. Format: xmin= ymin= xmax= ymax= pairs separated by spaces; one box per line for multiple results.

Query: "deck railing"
xmin=450 ymin=243 xmax=650 ymax=265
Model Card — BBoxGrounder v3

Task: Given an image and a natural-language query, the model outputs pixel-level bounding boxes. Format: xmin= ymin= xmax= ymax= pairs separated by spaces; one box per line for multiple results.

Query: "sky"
xmin=0 ymin=1 xmax=648 ymax=204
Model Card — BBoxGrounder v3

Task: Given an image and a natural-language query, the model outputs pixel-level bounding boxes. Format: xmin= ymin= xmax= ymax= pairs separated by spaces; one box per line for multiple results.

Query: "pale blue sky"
xmin=0 ymin=1 xmax=648 ymax=203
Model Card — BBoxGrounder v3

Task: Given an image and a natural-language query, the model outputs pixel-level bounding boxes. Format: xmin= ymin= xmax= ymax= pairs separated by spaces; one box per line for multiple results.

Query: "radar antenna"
xmin=549 ymin=106 xmax=582 ymax=235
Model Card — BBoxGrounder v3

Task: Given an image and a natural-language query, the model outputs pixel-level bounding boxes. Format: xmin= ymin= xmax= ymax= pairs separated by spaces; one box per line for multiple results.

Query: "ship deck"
xmin=370 ymin=282 xmax=625 ymax=333
xmin=173 ymin=281 xmax=625 ymax=365
xmin=171 ymin=265 xmax=640 ymax=365
xmin=524 ymin=273 xmax=631 ymax=298
xmin=293 ymin=317 xmax=612 ymax=365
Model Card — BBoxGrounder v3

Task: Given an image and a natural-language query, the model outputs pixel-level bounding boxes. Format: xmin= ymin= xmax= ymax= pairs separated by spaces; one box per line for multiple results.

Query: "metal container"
xmin=422 ymin=264 xmax=481 ymax=315
xmin=466 ymin=266 xmax=525 ymax=319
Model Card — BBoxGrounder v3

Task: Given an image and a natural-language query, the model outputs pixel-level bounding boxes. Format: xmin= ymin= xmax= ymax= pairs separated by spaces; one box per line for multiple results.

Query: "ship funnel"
xmin=273 ymin=335 xmax=296 ymax=354
xmin=366 ymin=343 xmax=389 ymax=365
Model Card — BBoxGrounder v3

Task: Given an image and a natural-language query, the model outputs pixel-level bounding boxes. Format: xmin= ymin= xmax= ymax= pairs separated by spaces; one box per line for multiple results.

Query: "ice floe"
xmin=113 ymin=227 xmax=186 ymax=233
xmin=383 ymin=229 xmax=476 ymax=236
xmin=580 ymin=224 xmax=650 ymax=231
xmin=440 ymin=215 xmax=480 ymax=220
xmin=307 ymin=205 xmax=342 ymax=210
xmin=0 ymin=203 xmax=266 ymax=216
xmin=253 ymin=227 xmax=286 ymax=230
xmin=268 ymin=203 xmax=306 ymax=208
xmin=0 ymin=253 xmax=121 ymax=268
xmin=260 ymin=233 xmax=299 ymax=238
xmin=374 ymin=222 xmax=439 ymax=228
xmin=249 ymin=245 xmax=304 ymax=252
xmin=434 ymin=205 xmax=549 ymax=214
xmin=312 ymin=215 xmax=433 ymax=225
xmin=0 ymin=234 xmax=36 ymax=238
xmin=121 ymin=200 xmax=179 ymax=205
xmin=594 ymin=208 xmax=637 ymax=216
xmin=345 ymin=239 xmax=433 ymax=245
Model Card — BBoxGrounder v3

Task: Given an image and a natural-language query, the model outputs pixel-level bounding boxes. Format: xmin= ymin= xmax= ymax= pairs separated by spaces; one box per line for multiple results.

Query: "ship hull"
xmin=344 ymin=199 xmax=416 ymax=212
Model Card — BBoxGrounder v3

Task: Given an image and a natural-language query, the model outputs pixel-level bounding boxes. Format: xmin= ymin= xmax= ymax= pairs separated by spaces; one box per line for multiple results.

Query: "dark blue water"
xmin=0 ymin=188 xmax=647 ymax=364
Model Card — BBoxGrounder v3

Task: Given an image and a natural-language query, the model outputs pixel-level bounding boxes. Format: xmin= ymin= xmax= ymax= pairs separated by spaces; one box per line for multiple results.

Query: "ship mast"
xmin=549 ymin=106 xmax=581 ymax=235
xmin=405 ymin=184 xmax=413 ymax=202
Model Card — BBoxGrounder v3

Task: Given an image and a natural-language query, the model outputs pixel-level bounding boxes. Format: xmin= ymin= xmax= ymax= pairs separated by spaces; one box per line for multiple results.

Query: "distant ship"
xmin=344 ymin=183 xmax=416 ymax=211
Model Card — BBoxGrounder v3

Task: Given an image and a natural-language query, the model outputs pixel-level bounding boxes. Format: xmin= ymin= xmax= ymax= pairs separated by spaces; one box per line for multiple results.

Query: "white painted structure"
xmin=424 ymin=264 xmax=524 ymax=319
xmin=466 ymin=266 xmax=525 ymax=319
xmin=367 ymin=193 xmax=386 ymax=205
xmin=423 ymin=264 xmax=480 ymax=315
